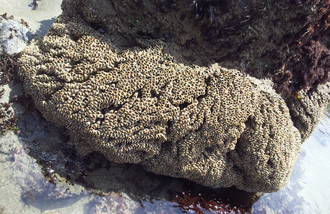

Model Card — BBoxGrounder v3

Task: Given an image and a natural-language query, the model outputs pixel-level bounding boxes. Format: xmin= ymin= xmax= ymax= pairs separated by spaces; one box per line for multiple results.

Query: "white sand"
xmin=0 ymin=0 xmax=63 ymax=36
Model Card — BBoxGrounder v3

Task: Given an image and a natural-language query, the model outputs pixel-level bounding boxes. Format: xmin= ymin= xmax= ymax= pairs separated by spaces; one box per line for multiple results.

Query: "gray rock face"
xmin=16 ymin=0 xmax=330 ymax=192
xmin=0 ymin=15 xmax=32 ymax=54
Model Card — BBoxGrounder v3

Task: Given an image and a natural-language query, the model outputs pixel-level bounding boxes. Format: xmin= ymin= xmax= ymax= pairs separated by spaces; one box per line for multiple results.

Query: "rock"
xmin=0 ymin=14 xmax=32 ymax=54
xmin=285 ymin=84 xmax=330 ymax=141
xmin=0 ymin=14 xmax=28 ymax=134
xmin=16 ymin=0 xmax=330 ymax=192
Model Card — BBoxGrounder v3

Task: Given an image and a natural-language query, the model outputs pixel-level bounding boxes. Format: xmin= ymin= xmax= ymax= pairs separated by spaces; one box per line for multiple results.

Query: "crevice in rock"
xmin=166 ymin=120 xmax=172 ymax=135
xmin=287 ymin=102 xmax=307 ymax=139
xmin=150 ymin=89 xmax=159 ymax=98
xmin=235 ymin=137 xmax=245 ymax=158
xmin=179 ymin=102 xmax=191 ymax=110
xmin=69 ymin=34 xmax=82 ymax=42
xmin=36 ymin=71 xmax=66 ymax=84
xmin=43 ymin=85 xmax=65 ymax=102
xmin=210 ymin=104 xmax=215 ymax=114
xmin=71 ymin=58 xmax=87 ymax=67
xmin=81 ymin=98 xmax=89 ymax=109
xmin=217 ymin=115 xmax=221 ymax=123
xmin=233 ymin=165 xmax=246 ymax=181
xmin=197 ymin=91 xmax=208 ymax=102
xmin=105 ymin=81 xmax=119 ymax=86
xmin=36 ymin=67 xmax=50 ymax=76
xmin=197 ymin=76 xmax=210 ymax=102
xmin=90 ymin=23 xmax=106 ymax=34
xmin=205 ymin=76 xmax=211 ymax=85
xmin=161 ymin=141 xmax=172 ymax=152
xmin=267 ymin=159 xmax=274 ymax=168
xmin=268 ymin=173 xmax=274 ymax=180
xmin=202 ymin=152 xmax=209 ymax=160
xmin=113 ymin=61 xmax=120 ymax=68
xmin=245 ymin=116 xmax=256 ymax=130
xmin=100 ymin=104 xmax=123 ymax=115
xmin=95 ymin=117 xmax=105 ymax=128
xmin=134 ymin=89 xmax=143 ymax=98
xmin=71 ymin=108 xmax=80 ymax=114
xmin=189 ymin=112 xmax=194 ymax=119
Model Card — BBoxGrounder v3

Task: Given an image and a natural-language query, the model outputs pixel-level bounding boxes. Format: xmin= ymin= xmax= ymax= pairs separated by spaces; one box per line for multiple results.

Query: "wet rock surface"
xmin=0 ymin=14 xmax=32 ymax=54
xmin=16 ymin=0 xmax=330 ymax=193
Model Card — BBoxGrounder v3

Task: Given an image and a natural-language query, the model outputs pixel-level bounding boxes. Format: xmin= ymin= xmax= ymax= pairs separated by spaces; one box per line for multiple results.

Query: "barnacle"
xmin=16 ymin=14 xmax=303 ymax=192
xmin=16 ymin=0 xmax=330 ymax=193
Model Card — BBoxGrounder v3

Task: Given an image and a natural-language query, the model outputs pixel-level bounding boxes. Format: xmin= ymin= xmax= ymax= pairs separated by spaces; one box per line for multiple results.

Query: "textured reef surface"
xmin=16 ymin=0 xmax=330 ymax=193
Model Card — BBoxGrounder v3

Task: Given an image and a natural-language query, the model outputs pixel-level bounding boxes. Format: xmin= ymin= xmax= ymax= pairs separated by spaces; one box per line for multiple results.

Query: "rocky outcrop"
xmin=17 ymin=0 xmax=330 ymax=192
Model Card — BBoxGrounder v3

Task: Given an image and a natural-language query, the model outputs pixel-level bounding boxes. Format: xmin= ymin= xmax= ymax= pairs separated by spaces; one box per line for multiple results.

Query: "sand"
xmin=0 ymin=0 xmax=62 ymax=36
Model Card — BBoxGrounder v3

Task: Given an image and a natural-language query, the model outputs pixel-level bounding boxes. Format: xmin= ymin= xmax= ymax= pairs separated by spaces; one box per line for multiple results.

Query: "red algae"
xmin=274 ymin=0 xmax=330 ymax=94
xmin=172 ymin=192 xmax=252 ymax=214
xmin=170 ymin=181 xmax=260 ymax=214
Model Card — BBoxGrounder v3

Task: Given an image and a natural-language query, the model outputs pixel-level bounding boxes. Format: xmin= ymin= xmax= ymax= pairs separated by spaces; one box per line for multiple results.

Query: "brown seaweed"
xmin=0 ymin=47 xmax=20 ymax=134
xmin=274 ymin=0 xmax=330 ymax=94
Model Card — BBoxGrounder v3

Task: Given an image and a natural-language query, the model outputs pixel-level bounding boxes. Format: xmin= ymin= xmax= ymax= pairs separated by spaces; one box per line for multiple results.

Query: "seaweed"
xmin=0 ymin=47 xmax=20 ymax=135
xmin=188 ymin=0 xmax=330 ymax=95
xmin=273 ymin=0 xmax=330 ymax=94
xmin=0 ymin=13 xmax=14 ymax=20
xmin=172 ymin=192 xmax=251 ymax=214
xmin=303 ymin=40 xmax=330 ymax=87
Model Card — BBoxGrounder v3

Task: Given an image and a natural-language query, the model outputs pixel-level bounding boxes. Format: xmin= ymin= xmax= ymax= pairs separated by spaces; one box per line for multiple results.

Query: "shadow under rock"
xmin=36 ymin=17 xmax=57 ymax=36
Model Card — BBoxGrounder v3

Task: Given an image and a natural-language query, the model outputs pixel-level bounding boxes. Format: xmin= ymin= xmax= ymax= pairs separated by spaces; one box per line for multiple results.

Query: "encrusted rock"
xmin=16 ymin=0 xmax=330 ymax=192
xmin=285 ymin=84 xmax=330 ymax=141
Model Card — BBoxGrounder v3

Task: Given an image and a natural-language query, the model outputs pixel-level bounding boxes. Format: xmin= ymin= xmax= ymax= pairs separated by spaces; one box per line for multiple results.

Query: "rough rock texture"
xmin=16 ymin=0 xmax=330 ymax=192
xmin=285 ymin=85 xmax=330 ymax=140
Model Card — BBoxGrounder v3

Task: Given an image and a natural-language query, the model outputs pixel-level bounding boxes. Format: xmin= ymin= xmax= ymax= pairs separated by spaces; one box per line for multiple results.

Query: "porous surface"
xmin=17 ymin=9 xmax=304 ymax=192
xmin=285 ymin=84 xmax=330 ymax=141
xmin=57 ymin=0 xmax=330 ymax=142
xmin=16 ymin=0 xmax=330 ymax=193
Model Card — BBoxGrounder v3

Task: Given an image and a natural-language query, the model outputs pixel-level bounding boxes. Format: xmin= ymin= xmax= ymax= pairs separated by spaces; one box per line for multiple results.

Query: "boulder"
xmin=17 ymin=0 xmax=330 ymax=192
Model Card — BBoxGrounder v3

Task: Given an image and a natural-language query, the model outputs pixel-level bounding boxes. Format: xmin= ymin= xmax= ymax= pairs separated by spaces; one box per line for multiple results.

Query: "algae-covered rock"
xmin=16 ymin=0 xmax=330 ymax=192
